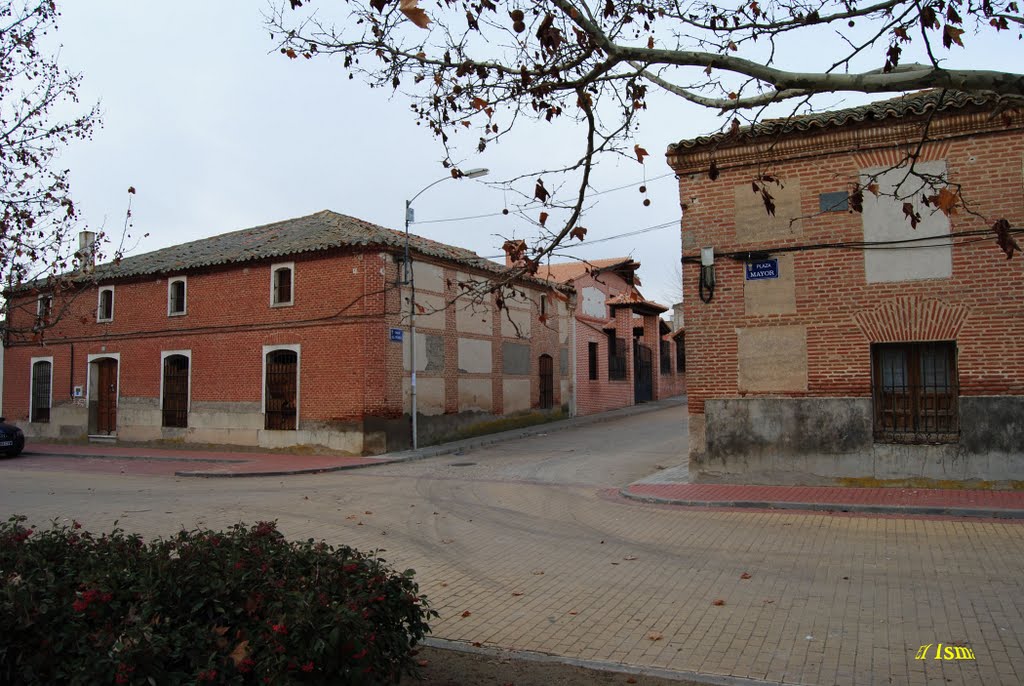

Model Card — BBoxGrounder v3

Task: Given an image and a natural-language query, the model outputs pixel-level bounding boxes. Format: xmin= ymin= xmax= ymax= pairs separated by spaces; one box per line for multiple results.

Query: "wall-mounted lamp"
xmin=699 ymin=247 xmax=716 ymax=303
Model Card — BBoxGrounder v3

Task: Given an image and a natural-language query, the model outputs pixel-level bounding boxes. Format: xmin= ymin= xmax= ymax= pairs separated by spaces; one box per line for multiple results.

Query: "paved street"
xmin=2 ymin=404 xmax=1023 ymax=685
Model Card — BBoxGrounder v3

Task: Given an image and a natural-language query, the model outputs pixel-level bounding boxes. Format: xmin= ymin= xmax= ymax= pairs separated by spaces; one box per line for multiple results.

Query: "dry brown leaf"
xmin=712 ymin=599 xmax=726 ymax=606
xmin=399 ymin=0 xmax=432 ymax=28
xmin=623 ymin=555 xmax=638 ymax=561
xmin=461 ymin=610 xmax=472 ymax=618
xmin=511 ymin=592 xmax=524 ymax=596
xmin=740 ymin=572 xmax=752 ymax=580
xmin=532 ymin=570 xmax=545 ymax=575
xmin=229 ymin=640 xmax=250 ymax=667
xmin=647 ymin=631 xmax=663 ymax=641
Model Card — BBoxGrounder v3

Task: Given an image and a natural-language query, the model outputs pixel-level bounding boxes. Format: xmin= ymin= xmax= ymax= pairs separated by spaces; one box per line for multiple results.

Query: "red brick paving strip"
xmin=626 ymin=483 xmax=1024 ymax=509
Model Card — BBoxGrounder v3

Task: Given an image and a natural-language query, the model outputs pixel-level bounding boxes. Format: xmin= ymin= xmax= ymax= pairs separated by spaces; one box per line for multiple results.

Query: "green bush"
xmin=0 ymin=517 xmax=435 ymax=685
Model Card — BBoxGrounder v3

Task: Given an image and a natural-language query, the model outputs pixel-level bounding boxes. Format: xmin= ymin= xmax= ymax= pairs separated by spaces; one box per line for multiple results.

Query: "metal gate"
xmin=538 ymin=354 xmax=554 ymax=409
xmin=265 ymin=350 xmax=297 ymax=430
xmin=633 ymin=342 xmax=653 ymax=403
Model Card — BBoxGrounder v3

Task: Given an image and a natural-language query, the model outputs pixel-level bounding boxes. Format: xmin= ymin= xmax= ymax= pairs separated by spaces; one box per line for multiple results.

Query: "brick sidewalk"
xmin=622 ymin=482 xmax=1024 ymax=518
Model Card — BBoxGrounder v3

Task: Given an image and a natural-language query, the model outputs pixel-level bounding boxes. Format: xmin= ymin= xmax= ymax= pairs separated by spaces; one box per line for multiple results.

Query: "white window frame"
xmin=159 ymin=349 xmax=192 ymax=414
xmin=97 ymin=286 xmax=115 ymax=322
xmin=29 ymin=355 xmax=54 ymax=423
xmin=261 ymin=344 xmax=300 ymax=429
xmin=85 ymin=352 xmax=121 ymax=408
xmin=167 ymin=277 xmax=187 ymax=316
xmin=36 ymin=294 xmax=53 ymax=319
xmin=270 ymin=262 xmax=295 ymax=307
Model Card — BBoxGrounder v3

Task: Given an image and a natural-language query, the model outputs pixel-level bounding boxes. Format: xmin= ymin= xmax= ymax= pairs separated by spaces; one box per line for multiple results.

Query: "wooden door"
xmin=96 ymin=358 xmax=118 ymax=434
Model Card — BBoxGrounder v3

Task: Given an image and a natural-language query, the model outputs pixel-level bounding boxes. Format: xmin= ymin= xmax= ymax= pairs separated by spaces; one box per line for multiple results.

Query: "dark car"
xmin=0 ymin=418 xmax=25 ymax=457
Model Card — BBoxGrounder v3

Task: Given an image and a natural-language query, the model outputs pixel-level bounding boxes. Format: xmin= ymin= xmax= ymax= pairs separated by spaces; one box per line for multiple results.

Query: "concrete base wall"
xmin=692 ymin=396 xmax=1024 ymax=486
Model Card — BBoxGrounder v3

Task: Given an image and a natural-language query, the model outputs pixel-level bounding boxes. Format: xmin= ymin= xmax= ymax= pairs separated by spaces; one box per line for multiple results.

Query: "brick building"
xmin=668 ymin=91 xmax=1024 ymax=485
xmin=540 ymin=258 xmax=685 ymax=415
xmin=2 ymin=211 xmax=573 ymax=454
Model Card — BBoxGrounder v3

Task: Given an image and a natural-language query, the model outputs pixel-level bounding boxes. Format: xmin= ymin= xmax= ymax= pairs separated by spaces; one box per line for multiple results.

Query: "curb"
xmin=421 ymin=637 xmax=783 ymax=686
xmin=618 ymin=487 xmax=1024 ymax=519
xmin=173 ymin=396 xmax=687 ymax=477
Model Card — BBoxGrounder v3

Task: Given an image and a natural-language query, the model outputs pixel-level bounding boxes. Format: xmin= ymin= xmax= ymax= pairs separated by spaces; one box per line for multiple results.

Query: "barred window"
xmin=162 ymin=355 xmax=189 ymax=428
xmin=675 ymin=335 xmax=686 ymax=373
xmin=660 ymin=339 xmax=672 ymax=374
xmin=872 ymin=342 xmax=958 ymax=443
xmin=31 ymin=360 xmax=52 ymax=423
xmin=588 ymin=342 xmax=598 ymax=381
xmin=607 ymin=333 xmax=627 ymax=380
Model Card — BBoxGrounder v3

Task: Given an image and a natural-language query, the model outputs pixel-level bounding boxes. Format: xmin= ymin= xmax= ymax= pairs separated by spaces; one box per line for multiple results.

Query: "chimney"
xmin=76 ymin=231 xmax=96 ymax=271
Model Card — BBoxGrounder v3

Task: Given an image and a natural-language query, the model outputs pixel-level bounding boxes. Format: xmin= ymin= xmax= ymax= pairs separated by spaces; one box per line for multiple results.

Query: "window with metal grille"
xmin=265 ymin=350 xmax=298 ymax=430
xmin=588 ymin=342 xmax=598 ymax=380
xmin=675 ymin=335 xmax=686 ymax=373
xmin=168 ymin=278 xmax=186 ymax=315
xmin=872 ymin=341 xmax=959 ymax=443
xmin=272 ymin=265 xmax=293 ymax=306
xmin=31 ymin=360 xmax=51 ymax=423
xmin=538 ymin=354 xmax=554 ymax=409
xmin=97 ymin=287 xmax=114 ymax=321
xmin=607 ymin=333 xmax=627 ymax=380
xmin=162 ymin=355 xmax=189 ymax=428
xmin=660 ymin=339 xmax=672 ymax=374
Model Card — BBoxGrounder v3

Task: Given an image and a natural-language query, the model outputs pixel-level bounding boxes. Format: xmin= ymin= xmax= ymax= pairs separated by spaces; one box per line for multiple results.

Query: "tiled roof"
xmin=607 ymin=293 xmax=668 ymax=314
xmin=669 ymin=90 xmax=998 ymax=152
xmin=539 ymin=258 xmax=638 ymax=283
xmin=67 ymin=210 xmax=564 ymax=291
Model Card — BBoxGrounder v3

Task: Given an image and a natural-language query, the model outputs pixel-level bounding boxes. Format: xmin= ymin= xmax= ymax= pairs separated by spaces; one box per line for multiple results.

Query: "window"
xmin=36 ymin=294 xmax=53 ymax=326
xmin=676 ymin=335 xmax=686 ymax=373
xmin=540 ymin=294 xmax=548 ymax=318
xmin=30 ymin=358 xmax=52 ymax=423
xmin=271 ymin=263 xmax=294 ymax=307
xmin=97 ymin=286 xmax=114 ymax=322
xmin=168 ymin=277 xmax=187 ymax=316
xmin=660 ymin=340 xmax=673 ymax=374
xmin=607 ymin=332 xmax=627 ymax=380
xmin=872 ymin=341 xmax=958 ymax=443
xmin=588 ymin=342 xmax=599 ymax=380
xmin=161 ymin=353 xmax=190 ymax=428
xmin=264 ymin=346 xmax=299 ymax=430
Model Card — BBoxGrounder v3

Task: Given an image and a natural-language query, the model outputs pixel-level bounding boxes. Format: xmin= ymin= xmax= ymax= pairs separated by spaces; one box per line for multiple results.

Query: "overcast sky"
xmin=50 ymin=2 xmax=1019 ymax=308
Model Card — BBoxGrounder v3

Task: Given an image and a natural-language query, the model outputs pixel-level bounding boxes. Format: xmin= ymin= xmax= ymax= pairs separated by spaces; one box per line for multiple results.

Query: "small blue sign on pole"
xmin=389 ymin=328 xmax=404 ymax=342
xmin=745 ymin=258 xmax=779 ymax=281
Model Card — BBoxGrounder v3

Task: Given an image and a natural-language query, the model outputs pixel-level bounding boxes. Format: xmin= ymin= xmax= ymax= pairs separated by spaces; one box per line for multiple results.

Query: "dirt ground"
xmin=407 ymin=645 xmax=702 ymax=686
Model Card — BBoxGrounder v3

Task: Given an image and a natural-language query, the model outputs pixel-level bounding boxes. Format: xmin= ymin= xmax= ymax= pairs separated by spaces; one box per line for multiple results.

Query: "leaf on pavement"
xmin=740 ymin=572 xmax=752 ymax=580
xmin=712 ymin=599 xmax=726 ymax=606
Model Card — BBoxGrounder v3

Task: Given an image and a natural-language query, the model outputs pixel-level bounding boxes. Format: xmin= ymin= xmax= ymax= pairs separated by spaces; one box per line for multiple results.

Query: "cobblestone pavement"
xmin=2 ymin=405 xmax=1022 ymax=685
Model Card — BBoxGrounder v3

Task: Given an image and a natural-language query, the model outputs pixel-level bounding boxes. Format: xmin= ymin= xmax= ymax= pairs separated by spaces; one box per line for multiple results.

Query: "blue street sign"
xmin=389 ymin=328 xmax=404 ymax=342
xmin=745 ymin=259 xmax=779 ymax=281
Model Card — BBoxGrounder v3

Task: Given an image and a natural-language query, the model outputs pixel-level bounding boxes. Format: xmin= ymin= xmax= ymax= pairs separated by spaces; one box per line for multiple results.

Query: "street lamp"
xmin=404 ymin=167 xmax=489 ymax=450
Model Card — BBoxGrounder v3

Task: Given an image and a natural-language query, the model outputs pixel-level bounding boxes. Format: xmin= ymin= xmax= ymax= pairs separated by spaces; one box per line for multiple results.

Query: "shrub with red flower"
xmin=0 ymin=515 xmax=435 ymax=685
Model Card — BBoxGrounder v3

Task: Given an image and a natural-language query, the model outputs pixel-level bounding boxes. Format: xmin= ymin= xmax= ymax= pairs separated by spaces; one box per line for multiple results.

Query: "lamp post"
xmin=405 ymin=167 xmax=489 ymax=450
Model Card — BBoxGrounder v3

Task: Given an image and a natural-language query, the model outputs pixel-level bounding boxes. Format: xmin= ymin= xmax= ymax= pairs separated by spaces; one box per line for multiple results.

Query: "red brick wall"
xmin=671 ymin=115 xmax=1024 ymax=419
xmin=3 ymin=250 xmax=393 ymax=425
